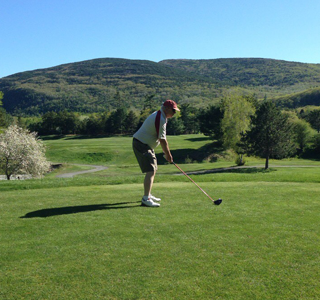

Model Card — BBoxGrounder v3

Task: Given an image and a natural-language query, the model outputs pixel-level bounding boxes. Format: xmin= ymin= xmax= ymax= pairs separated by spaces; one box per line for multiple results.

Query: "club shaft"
xmin=173 ymin=162 xmax=214 ymax=202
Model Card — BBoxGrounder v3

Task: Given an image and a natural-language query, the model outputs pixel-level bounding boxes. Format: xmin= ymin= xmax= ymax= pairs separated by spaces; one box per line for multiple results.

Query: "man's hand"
xmin=160 ymin=139 xmax=173 ymax=163
xmin=164 ymin=152 xmax=173 ymax=163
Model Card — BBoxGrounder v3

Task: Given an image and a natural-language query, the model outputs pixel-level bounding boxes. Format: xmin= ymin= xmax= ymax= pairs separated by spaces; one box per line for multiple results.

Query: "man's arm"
xmin=160 ymin=139 xmax=173 ymax=163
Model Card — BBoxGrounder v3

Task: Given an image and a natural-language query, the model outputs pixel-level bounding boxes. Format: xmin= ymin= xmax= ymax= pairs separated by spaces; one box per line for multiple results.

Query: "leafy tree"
xmin=56 ymin=111 xmax=79 ymax=134
xmin=244 ymin=101 xmax=296 ymax=169
xmin=221 ymin=93 xmax=256 ymax=150
xmin=288 ymin=116 xmax=313 ymax=155
xmin=81 ymin=115 xmax=104 ymax=135
xmin=41 ymin=111 xmax=59 ymax=134
xmin=0 ymin=125 xmax=50 ymax=180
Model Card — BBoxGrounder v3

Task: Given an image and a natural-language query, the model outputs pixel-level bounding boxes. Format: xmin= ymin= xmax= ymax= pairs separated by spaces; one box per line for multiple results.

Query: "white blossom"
xmin=0 ymin=125 xmax=51 ymax=180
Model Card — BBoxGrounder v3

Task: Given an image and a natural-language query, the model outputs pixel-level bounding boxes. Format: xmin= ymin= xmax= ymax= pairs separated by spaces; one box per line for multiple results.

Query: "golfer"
xmin=132 ymin=99 xmax=180 ymax=207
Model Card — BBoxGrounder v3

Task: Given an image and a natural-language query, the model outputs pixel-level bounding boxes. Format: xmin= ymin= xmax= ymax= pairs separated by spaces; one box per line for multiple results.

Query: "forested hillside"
xmin=160 ymin=58 xmax=320 ymax=88
xmin=0 ymin=58 xmax=218 ymax=115
xmin=273 ymin=86 xmax=320 ymax=108
xmin=1 ymin=57 xmax=320 ymax=115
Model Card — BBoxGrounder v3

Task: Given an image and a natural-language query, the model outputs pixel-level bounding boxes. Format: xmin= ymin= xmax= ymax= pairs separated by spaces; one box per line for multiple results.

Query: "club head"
xmin=213 ymin=198 xmax=222 ymax=205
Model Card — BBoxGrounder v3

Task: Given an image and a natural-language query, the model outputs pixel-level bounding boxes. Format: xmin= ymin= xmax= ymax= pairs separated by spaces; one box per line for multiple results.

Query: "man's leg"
xmin=144 ymin=170 xmax=156 ymax=197
xmin=141 ymin=170 xmax=159 ymax=207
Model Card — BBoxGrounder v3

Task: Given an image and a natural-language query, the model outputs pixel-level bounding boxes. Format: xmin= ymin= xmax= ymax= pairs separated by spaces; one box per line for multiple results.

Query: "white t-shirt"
xmin=133 ymin=108 xmax=167 ymax=149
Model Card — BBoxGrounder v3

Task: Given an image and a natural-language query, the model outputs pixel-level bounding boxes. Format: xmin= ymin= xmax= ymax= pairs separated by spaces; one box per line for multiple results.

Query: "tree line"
xmin=27 ymin=105 xmax=200 ymax=136
xmin=198 ymin=94 xmax=320 ymax=168
xmin=1 ymin=91 xmax=320 ymax=169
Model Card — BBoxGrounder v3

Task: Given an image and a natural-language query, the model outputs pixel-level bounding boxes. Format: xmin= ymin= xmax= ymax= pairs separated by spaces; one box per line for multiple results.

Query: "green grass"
xmin=1 ymin=134 xmax=320 ymax=299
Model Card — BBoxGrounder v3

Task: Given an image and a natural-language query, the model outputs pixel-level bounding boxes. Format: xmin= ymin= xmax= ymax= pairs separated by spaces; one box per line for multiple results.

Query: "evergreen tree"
xmin=106 ymin=108 xmax=127 ymax=135
xmin=311 ymin=134 xmax=320 ymax=157
xmin=0 ymin=107 xmax=8 ymax=128
xmin=198 ymin=105 xmax=223 ymax=142
xmin=167 ymin=117 xmax=185 ymax=135
xmin=180 ymin=104 xmax=199 ymax=134
xmin=307 ymin=109 xmax=320 ymax=133
xmin=124 ymin=110 xmax=138 ymax=135
xmin=0 ymin=91 xmax=9 ymax=128
xmin=244 ymin=101 xmax=296 ymax=169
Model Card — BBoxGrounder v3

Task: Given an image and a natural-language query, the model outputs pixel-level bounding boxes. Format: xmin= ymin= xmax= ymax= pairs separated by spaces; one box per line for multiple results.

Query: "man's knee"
xmin=145 ymin=170 xmax=156 ymax=178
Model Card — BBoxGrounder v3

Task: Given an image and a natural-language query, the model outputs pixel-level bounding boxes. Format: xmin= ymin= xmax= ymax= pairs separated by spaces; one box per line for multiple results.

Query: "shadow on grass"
xmin=40 ymin=134 xmax=132 ymax=141
xmin=212 ymin=167 xmax=273 ymax=174
xmin=156 ymin=141 xmax=224 ymax=164
xmin=185 ymin=137 xmax=212 ymax=142
xmin=20 ymin=201 xmax=142 ymax=218
xmin=187 ymin=167 xmax=275 ymax=175
xmin=156 ymin=142 xmax=223 ymax=164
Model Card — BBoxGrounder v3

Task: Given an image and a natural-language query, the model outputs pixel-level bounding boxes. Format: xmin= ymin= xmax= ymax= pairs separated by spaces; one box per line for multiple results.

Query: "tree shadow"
xmin=185 ymin=137 xmax=211 ymax=142
xmin=64 ymin=135 xmax=120 ymax=140
xmin=20 ymin=201 xmax=142 ymax=218
xmin=40 ymin=135 xmax=65 ymax=140
xmin=156 ymin=141 xmax=223 ymax=164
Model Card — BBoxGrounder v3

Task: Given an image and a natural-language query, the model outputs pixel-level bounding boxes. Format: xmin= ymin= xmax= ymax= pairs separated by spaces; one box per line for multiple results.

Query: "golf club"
xmin=172 ymin=162 xmax=222 ymax=205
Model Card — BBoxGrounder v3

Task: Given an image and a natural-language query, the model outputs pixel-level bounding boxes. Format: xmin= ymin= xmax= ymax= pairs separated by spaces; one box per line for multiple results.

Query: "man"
xmin=132 ymin=99 xmax=180 ymax=207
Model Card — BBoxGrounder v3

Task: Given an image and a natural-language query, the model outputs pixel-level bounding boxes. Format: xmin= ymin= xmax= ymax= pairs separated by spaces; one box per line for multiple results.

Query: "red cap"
xmin=163 ymin=99 xmax=180 ymax=111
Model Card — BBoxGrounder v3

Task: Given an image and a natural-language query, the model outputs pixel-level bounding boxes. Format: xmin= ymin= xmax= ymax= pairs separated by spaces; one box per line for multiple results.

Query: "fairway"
xmin=1 ymin=135 xmax=320 ymax=299
xmin=1 ymin=181 xmax=320 ymax=299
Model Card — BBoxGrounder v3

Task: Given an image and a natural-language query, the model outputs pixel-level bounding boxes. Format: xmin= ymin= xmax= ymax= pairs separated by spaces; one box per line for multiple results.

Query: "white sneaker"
xmin=141 ymin=197 xmax=160 ymax=207
xmin=150 ymin=194 xmax=161 ymax=202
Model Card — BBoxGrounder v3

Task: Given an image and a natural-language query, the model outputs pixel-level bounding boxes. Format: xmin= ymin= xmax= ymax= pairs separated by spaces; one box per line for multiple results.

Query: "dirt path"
xmin=56 ymin=164 xmax=108 ymax=178
xmin=55 ymin=163 xmax=320 ymax=178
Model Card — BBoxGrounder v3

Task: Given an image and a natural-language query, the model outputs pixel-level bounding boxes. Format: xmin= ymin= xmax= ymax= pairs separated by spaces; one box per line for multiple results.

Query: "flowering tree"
xmin=0 ymin=125 xmax=51 ymax=180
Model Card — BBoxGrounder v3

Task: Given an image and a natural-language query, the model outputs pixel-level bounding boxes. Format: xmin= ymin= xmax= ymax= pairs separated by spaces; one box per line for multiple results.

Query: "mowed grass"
xmin=1 ymin=134 xmax=320 ymax=299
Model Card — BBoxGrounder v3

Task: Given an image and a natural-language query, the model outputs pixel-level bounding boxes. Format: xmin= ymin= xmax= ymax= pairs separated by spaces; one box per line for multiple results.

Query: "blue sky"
xmin=1 ymin=0 xmax=320 ymax=78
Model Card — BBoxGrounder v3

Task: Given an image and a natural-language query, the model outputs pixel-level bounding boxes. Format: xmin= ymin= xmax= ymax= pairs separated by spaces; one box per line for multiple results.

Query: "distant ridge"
xmin=1 ymin=57 xmax=320 ymax=115
xmin=159 ymin=58 xmax=320 ymax=87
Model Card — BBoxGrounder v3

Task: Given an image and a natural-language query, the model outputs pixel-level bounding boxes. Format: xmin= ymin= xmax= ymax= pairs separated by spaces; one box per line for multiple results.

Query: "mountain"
xmin=1 ymin=57 xmax=320 ymax=115
xmin=160 ymin=58 xmax=320 ymax=87
xmin=0 ymin=58 xmax=215 ymax=115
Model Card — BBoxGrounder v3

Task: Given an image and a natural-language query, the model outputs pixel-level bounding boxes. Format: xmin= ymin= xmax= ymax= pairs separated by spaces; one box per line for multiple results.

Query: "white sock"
xmin=143 ymin=195 xmax=150 ymax=200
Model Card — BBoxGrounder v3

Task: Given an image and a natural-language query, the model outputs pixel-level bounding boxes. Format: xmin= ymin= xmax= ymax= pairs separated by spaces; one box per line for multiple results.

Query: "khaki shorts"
xmin=132 ymin=138 xmax=157 ymax=173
